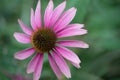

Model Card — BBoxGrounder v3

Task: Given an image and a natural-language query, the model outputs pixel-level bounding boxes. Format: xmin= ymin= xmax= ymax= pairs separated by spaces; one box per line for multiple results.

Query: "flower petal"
xmin=35 ymin=0 xmax=42 ymax=28
xmin=48 ymin=53 xmax=62 ymax=79
xmin=70 ymin=61 xmax=81 ymax=69
xmin=65 ymin=24 xmax=84 ymax=29
xmin=14 ymin=48 xmax=35 ymax=60
xmin=34 ymin=53 xmax=44 ymax=80
xmin=53 ymin=7 xmax=77 ymax=33
xmin=18 ymin=19 xmax=33 ymax=35
xmin=44 ymin=0 xmax=54 ymax=27
xmin=52 ymin=50 xmax=71 ymax=78
xmin=49 ymin=1 xmax=66 ymax=27
xmin=27 ymin=53 xmax=40 ymax=74
xmin=31 ymin=8 xmax=38 ymax=30
xmin=14 ymin=32 xmax=30 ymax=44
xmin=57 ymin=28 xmax=87 ymax=38
xmin=55 ymin=46 xmax=81 ymax=64
xmin=57 ymin=40 xmax=89 ymax=48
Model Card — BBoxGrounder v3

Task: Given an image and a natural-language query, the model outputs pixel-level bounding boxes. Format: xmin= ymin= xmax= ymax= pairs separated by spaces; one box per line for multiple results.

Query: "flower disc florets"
xmin=31 ymin=28 xmax=57 ymax=53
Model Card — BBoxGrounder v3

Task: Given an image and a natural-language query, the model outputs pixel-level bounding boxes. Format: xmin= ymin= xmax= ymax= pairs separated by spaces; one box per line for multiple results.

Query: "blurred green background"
xmin=0 ymin=0 xmax=120 ymax=80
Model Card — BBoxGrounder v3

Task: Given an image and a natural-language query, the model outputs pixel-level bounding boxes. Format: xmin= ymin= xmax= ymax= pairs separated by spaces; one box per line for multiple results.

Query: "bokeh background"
xmin=0 ymin=0 xmax=120 ymax=80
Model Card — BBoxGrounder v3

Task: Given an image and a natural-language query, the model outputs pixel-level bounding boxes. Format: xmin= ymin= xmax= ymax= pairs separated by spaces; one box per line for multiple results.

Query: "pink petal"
xmin=18 ymin=19 xmax=33 ymax=35
xmin=49 ymin=1 xmax=66 ymax=27
xmin=14 ymin=48 xmax=35 ymax=60
xmin=27 ymin=53 xmax=40 ymax=74
xmin=53 ymin=7 xmax=77 ymax=33
xmin=55 ymin=46 xmax=80 ymax=64
xmin=57 ymin=40 xmax=89 ymax=48
xmin=57 ymin=28 xmax=87 ymax=38
xmin=44 ymin=0 xmax=53 ymax=27
xmin=14 ymin=32 xmax=30 ymax=44
xmin=31 ymin=8 xmax=38 ymax=30
xmin=35 ymin=0 xmax=42 ymax=28
xmin=48 ymin=53 xmax=62 ymax=79
xmin=65 ymin=24 xmax=84 ymax=29
xmin=34 ymin=54 xmax=44 ymax=80
xmin=52 ymin=50 xmax=71 ymax=78
xmin=70 ymin=61 xmax=81 ymax=69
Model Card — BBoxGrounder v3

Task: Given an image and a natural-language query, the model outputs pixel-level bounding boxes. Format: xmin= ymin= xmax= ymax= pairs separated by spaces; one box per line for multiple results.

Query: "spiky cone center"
xmin=31 ymin=28 xmax=57 ymax=53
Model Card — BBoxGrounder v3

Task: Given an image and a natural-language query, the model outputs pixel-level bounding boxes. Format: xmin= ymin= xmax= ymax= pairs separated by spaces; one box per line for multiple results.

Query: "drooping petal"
xmin=53 ymin=7 xmax=77 ymax=32
xmin=44 ymin=0 xmax=54 ymax=27
xmin=34 ymin=53 xmax=44 ymax=80
xmin=52 ymin=50 xmax=71 ymax=78
xmin=27 ymin=53 xmax=40 ymax=74
xmin=55 ymin=46 xmax=81 ymax=64
xmin=57 ymin=28 xmax=87 ymax=38
xmin=57 ymin=40 xmax=89 ymax=48
xmin=48 ymin=53 xmax=62 ymax=79
xmin=18 ymin=19 xmax=33 ymax=35
xmin=49 ymin=1 xmax=66 ymax=27
xmin=14 ymin=32 xmax=30 ymax=44
xmin=31 ymin=8 xmax=38 ymax=30
xmin=14 ymin=48 xmax=35 ymax=60
xmin=35 ymin=0 xmax=42 ymax=28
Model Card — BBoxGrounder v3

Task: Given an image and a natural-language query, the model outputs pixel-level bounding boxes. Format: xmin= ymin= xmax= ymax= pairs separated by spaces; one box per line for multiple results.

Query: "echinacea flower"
xmin=14 ymin=0 xmax=89 ymax=80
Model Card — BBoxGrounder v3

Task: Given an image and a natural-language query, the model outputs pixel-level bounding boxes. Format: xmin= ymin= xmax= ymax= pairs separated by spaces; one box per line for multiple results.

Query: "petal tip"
xmin=81 ymin=42 xmax=89 ymax=48
xmin=17 ymin=19 xmax=21 ymax=25
xmin=37 ymin=0 xmax=40 ymax=6
xmin=77 ymin=64 xmax=81 ymax=69
xmin=85 ymin=30 xmax=88 ymax=34
xmin=31 ymin=8 xmax=34 ymax=12
xmin=18 ymin=19 xmax=20 ymax=22
xmin=72 ymin=7 xmax=77 ymax=11
xmin=85 ymin=44 xmax=89 ymax=48
xmin=67 ymin=74 xmax=71 ymax=79
xmin=82 ymin=29 xmax=88 ymax=34
xmin=26 ymin=70 xmax=31 ymax=74
xmin=81 ymin=24 xmax=84 ymax=27
xmin=63 ymin=0 xmax=66 ymax=4
xmin=13 ymin=32 xmax=17 ymax=38
xmin=14 ymin=54 xmax=21 ymax=60
xmin=14 ymin=54 xmax=17 ymax=59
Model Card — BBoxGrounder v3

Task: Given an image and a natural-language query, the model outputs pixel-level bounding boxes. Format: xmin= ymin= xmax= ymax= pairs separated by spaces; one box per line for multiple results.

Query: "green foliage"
xmin=0 ymin=0 xmax=120 ymax=80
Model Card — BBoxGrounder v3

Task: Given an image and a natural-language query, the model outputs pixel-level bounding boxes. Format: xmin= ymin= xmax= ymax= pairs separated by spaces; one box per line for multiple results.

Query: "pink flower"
xmin=14 ymin=0 xmax=89 ymax=80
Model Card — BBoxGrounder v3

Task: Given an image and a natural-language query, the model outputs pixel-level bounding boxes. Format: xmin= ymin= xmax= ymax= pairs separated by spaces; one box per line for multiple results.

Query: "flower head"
xmin=14 ymin=0 xmax=89 ymax=80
